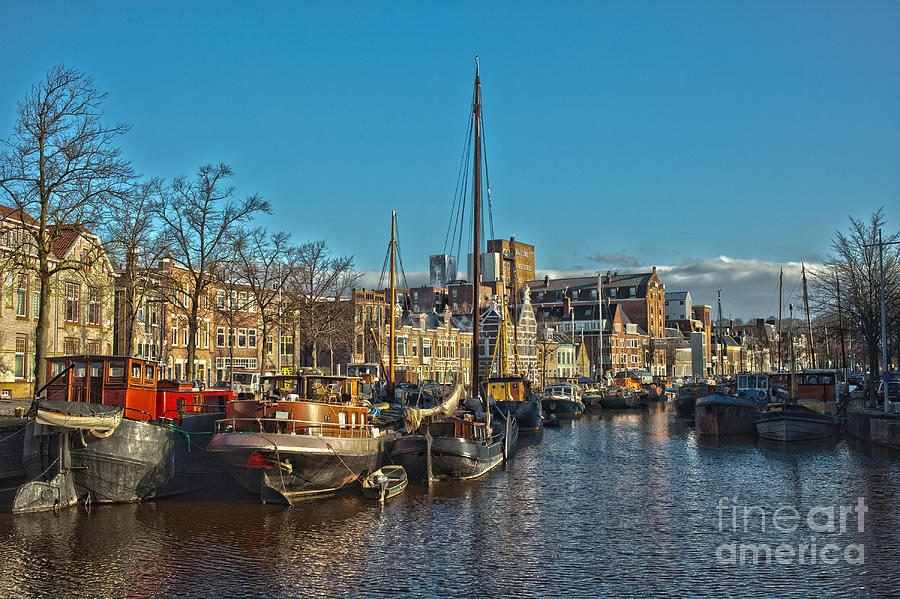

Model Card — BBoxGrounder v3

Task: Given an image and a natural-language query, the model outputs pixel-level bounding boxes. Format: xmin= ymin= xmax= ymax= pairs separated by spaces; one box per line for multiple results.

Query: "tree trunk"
xmin=868 ymin=342 xmax=880 ymax=407
xmin=187 ymin=290 xmax=201 ymax=381
xmin=312 ymin=339 xmax=318 ymax=368
xmin=33 ymin=265 xmax=53 ymax=389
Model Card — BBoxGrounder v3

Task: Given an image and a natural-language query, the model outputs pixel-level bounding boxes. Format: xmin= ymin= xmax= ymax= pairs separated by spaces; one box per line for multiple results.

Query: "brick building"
xmin=0 ymin=207 xmax=115 ymax=397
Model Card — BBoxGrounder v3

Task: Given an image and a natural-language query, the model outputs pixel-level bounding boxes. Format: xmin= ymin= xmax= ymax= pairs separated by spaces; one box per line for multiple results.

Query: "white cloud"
xmin=355 ymin=256 xmax=821 ymax=320
xmin=537 ymin=256 xmax=822 ymax=320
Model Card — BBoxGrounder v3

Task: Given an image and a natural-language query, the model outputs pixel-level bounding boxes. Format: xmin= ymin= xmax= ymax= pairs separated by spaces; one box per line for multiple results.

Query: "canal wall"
xmin=0 ymin=419 xmax=25 ymax=482
xmin=847 ymin=412 xmax=900 ymax=451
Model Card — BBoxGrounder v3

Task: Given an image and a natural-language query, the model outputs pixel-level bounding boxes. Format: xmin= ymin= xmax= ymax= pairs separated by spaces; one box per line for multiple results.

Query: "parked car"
xmin=876 ymin=379 xmax=900 ymax=403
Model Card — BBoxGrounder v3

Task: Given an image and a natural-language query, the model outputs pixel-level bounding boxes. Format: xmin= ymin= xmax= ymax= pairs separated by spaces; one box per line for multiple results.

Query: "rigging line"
xmin=443 ymin=110 xmax=475 ymax=255
xmin=450 ymin=121 xmax=473 ymax=261
xmin=447 ymin=89 xmax=477 ymax=258
xmin=394 ymin=214 xmax=410 ymax=294
xmin=454 ymin=135 xmax=472 ymax=275
xmin=480 ymin=107 xmax=495 ymax=241
xmin=376 ymin=236 xmax=391 ymax=292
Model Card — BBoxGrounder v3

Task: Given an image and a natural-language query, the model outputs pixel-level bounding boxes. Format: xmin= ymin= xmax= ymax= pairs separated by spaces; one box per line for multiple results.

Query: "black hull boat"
xmin=755 ymin=405 xmax=837 ymax=442
xmin=388 ymin=415 xmax=515 ymax=483
xmin=674 ymin=383 xmax=714 ymax=417
xmin=16 ymin=405 xmax=239 ymax=512
xmin=495 ymin=399 xmax=542 ymax=432
xmin=208 ymin=375 xmax=384 ymax=505
xmin=389 ymin=387 xmax=517 ymax=484
xmin=542 ymin=398 xmax=584 ymax=420
xmin=208 ymin=433 xmax=380 ymax=504
xmin=695 ymin=394 xmax=759 ymax=437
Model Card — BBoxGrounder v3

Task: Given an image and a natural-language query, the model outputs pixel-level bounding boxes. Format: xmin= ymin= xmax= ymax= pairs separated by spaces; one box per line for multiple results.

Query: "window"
xmin=15 ymin=276 xmax=26 ymax=317
xmin=280 ymin=335 xmax=293 ymax=356
xmin=132 ymin=363 xmax=142 ymax=378
xmin=64 ymin=339 xmax=79 ymax=355
xmin=217 ymin=327 xmax=226 ymax=347
xmin=180 ymin=326 xmax=188 ymax=347
xmin=172 ymin=323 xmax=178 ymax=346
xmin=356 ymin=307 xmax=362 ymax=323
xmin=14 ymin=336 xmax=26 ymax=378
xmin=203 ymin=322 xmax=210 ymax=348
xmin=216 ymin=290 xmax=226 ymax=309
xmin=87 ymin=289 xmax=101 ymax=325
xmin=145 ymin=364 xmax=155 ymax=380
xmin=32 ymin=287 xmax=40 ymax=319
xmin=86 ymin=342 xmax=100 ymax=354
xmin=228 ymin=328 xmax=236 ymax=347
xmin=395 ymin=337 xmax=408 ymax=357
xmin=411 ymin=339 xmax=418 ymax=357
xmin=238 ymin=328 xmax=247 ymax=348
xmin=238 ymin=291 xmax=248 ymax=311
xmin=265 ymin=335 xmax=274 ymax=355
xmin=65 ymin=282 xmax=80 ymax=322
xmin=248 ymin=329 xmax=257 ymax=348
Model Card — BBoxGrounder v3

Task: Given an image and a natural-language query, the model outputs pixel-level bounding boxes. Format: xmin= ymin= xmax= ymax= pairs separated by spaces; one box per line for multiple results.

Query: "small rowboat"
xmin=361 ymin=465 xmax=408 ymax=501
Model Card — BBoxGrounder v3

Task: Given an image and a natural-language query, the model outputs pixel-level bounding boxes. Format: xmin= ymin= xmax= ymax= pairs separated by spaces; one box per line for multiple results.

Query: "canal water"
xmin=1 ymin=404 xmax=899 ymax=598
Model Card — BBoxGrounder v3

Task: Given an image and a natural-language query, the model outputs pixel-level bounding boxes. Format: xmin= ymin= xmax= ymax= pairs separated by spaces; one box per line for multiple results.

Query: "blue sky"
xmin=1 ymin=2 xmax=898 ymax=317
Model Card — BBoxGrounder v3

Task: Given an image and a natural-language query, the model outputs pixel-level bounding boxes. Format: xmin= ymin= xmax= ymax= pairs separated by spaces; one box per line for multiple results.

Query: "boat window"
xmin=339 ymin=412 xmax=347 ymax=425
xmin=132 ymin=362 xmax=142 ymax=379
xmin=738 ymin=375 xmax=747 ymax=389
xmin=109 ymin=361 xmax=125 ymax=378
xmin=74 ymin=362 xmax=87 ymax=378
xmin=90 ymin=362 xmax=103 ymax=378
xmin=145 ymin=364 xmax=155 ymax=380
xmin=823 ymin=375 xmax=833 ymax=385
xmin=51 ymin=362 xmax=63 ymax=377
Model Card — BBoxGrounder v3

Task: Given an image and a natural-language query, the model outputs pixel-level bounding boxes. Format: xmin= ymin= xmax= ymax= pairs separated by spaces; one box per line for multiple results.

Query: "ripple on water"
xmin=0 ymin=410 xmax=898 ymax=598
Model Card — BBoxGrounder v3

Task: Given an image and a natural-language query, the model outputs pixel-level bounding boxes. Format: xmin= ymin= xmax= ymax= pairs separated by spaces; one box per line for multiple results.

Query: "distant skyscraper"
xmin=429 ymin=254 xmax=457 ymax=287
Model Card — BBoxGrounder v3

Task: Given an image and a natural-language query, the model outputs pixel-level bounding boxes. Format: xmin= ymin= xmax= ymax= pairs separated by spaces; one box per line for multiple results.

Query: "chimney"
xmin=543 ymin=275 xmax=549 ymax=287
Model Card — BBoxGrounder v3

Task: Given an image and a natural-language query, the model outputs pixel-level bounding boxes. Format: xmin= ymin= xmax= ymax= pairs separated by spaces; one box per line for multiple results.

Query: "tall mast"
xmin=597 ymin=273 xmax=604 ymax=383
xmin=389 ymin=211 xmax=396 ymax=392
xmin=470 ymin=57 xmax=482 ymax=404
xmin=836 ymin=272 xmax=847 ymax=376
xmin=510 ymin=237 xmax=520 ymax=375
xmin=789 ymin=303 xmax=796 ymax=400
xmin=777 ymin=268 xmax=782 ymax=371
xmin=717 ymin=288 xmax=723 ymax=376
xmin=802 ymin=263 xmax=816 ymax=369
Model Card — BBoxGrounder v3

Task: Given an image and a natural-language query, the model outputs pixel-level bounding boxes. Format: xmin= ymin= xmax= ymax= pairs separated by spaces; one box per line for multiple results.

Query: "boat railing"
xmin=158 ymin=401 xmax=226 ymax=421
xmin=215 ymin=417 xmax=375 ymax=438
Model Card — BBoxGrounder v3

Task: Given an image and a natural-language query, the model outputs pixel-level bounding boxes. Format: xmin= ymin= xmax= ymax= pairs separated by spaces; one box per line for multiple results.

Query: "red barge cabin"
xmin=45 ymin=355 xmax=233 ymax=422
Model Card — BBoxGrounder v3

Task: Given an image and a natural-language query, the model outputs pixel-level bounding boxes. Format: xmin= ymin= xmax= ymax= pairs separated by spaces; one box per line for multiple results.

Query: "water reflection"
xmin=1 ymin=413 xmax=899 ymax=597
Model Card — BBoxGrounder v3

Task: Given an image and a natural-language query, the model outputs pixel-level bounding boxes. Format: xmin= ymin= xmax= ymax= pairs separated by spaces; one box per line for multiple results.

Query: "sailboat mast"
xmin=836 ymin=273 xmax=847 ymax=375
xmin=389 ymin=211 xmax=396 ymax=392
xmin=789 ymin=303 xmax=797 ymax=400
xmin=777 ymin=268 xmax=783 ymax=371
xmin=717 ymin=288 xmax=723 ymax=377
xmin=802 ymin=263 xmax=816 ymax=369
xmin=597 ymin=273 xmax=604 ymax=383
xmin=470 ymin=58 xmax=482 ymax=402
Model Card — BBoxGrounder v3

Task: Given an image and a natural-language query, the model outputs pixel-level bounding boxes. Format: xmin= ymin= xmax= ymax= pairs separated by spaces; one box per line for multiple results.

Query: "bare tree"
xmin=0 ymin=65 xmax=133 ymax=383
xmin=811 ymin=209 xmax=900 ymax=402
xmin=153 ymin=164 xmax=269 ymax=380
xmin=211 ymin=249 xmax=257 ymax=384
xmin=100 ymin=178 xmax=169 ymax=356
xmin=289 ymin=240 xmax=360 ymax=368
xmin=232 ymin=227 xmax=300 ymax=386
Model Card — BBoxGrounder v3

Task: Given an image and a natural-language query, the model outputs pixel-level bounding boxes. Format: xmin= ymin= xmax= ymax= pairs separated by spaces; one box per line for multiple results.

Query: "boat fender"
xmin=756 ymin=390 xmax=768 ymax=402
xmin=88 ymin=428 xmax=115 ymax=439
